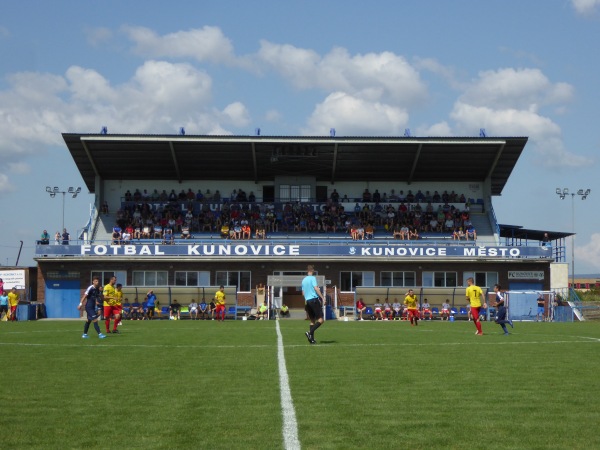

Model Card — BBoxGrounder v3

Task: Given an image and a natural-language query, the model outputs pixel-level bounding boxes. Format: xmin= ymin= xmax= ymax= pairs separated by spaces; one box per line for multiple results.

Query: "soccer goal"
xmin=505 ymin=290 xmax=556 ymax=322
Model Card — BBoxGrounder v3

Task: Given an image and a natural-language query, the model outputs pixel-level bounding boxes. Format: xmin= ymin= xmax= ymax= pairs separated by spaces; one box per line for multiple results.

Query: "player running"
xmin=465 ymin=277 xmax=486 ymax=335
xmin=404 ymin=289 xmax=419 ymax=326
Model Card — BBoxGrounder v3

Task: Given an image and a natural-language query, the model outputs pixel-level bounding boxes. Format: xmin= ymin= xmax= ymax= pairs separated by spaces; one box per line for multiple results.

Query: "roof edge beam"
xmin=251 ymin=142 xmax=258 ymax=182
xmin=407 ymin=143 xmax=423 ymax=183
xmin=331 ymin=142 xmax=338 ymax=183
xmin=80 ymin=140 xmax=101 ymax=178
xmin=168 ymin=141 xmax=182 ymax=183
xmin=486 ymin=142 xmax=506 ymax=181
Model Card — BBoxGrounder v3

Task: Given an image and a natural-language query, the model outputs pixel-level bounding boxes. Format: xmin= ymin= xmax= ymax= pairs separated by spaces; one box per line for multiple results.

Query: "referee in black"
xmin=302 ymin=265 xmax=326 ymax=344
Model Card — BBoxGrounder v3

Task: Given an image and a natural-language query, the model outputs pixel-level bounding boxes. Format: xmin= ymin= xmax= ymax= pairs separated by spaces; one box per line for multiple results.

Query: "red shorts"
xmin=407 ymin=309 xmax=419 ymax=319
xmin=471 ymin=306 xmax=481 ymax=321
xmin=104 ymin=305 xmax=121 ymax=318
xmin=216 ymin=304 xmax=226 ymax=313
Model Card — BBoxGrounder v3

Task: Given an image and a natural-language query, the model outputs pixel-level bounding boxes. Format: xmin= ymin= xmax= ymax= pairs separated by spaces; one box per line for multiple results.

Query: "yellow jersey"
xmin=8 ymin=292 xmax=19 ymax=307
xmin=114 ymin=289 xmax=123 ymax=306
xmin=103 ymin=283 xmax=117 ymax=306
xmin=215 ymin=290 xmax=226 ymax=306
xmin=466 ymin=285 xmax=483 ymax=308
xmin=404 ymin=294 xmax=418 ymax=310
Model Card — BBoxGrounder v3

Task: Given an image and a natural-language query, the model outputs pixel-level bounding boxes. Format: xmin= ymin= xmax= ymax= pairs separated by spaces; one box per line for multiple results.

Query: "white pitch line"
xmin=275 ymin=320 xmax=301 ymax=450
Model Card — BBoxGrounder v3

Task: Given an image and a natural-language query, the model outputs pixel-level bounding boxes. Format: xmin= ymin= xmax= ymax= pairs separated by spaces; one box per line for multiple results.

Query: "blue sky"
xmin=1 ymin=0 xmax=599 ymax=273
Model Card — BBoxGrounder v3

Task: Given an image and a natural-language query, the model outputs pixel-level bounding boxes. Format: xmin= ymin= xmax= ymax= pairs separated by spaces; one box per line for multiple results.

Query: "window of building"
xmin=215 ymin=271 xmax=251 ymax=291
xmin=340 ymin=271 xmax=375 ymax=290
xmin=381 ymin=271 xmax=416 ymax=287
xmin=279 ymin=184 xmax=311 ymax=202
xmin=132 ymin=271 xmax=168 ymax=286
xmin=175 ymin=271 xmax=210 ymax=286
xmin=462 ymin=271 xmax=498 ymax=289
xmin=422 ymin=271 xmax=457 ymax=287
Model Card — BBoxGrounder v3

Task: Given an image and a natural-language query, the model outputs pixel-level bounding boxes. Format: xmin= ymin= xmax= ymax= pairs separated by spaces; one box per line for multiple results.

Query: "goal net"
xmin=505 ymin=290 xmax=556 ymax=322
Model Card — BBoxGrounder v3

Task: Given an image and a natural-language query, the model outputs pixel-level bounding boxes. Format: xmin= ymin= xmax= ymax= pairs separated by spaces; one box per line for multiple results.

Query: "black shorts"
xmin=0 ymin=305 xmax=8 ymax=314
xmin=304 ymin=298 xmax=323 ymax=321
xmin=495 ymin=305 xmax=507 ymax=322
xmin=86 ymin=309 xmax=100 ymax=321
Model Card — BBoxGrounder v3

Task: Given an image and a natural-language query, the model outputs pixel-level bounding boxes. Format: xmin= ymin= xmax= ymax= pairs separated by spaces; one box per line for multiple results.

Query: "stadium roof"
xmin=63 ymin=134 xmax=528 ymax=195
xmin=499 ymin=224 xmax=573 ymax=241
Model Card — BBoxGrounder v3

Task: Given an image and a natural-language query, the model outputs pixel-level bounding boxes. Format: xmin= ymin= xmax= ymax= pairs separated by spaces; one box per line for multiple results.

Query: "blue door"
xmin=508 ymin=282 xmax=543 ymax=291
xmin=45 ymin=280 xmax=81 ymax=318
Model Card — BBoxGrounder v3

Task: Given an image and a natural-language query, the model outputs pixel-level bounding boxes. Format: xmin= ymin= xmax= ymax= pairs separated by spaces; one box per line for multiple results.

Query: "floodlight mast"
xmin=555 ymin=188 xmax=591 ymax=289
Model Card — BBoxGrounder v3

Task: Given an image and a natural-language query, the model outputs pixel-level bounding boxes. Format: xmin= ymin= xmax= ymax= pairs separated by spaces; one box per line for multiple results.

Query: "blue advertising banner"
xmin=36 ymin=243 xmax=552 ymax=259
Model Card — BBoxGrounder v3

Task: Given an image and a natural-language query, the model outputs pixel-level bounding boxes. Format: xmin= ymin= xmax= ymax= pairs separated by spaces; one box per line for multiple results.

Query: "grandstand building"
xmin=34 ymin=134 xmax=571 ymax=318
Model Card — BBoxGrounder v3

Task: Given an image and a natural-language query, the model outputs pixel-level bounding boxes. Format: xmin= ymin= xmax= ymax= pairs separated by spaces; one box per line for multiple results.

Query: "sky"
xmin=1 ymin=0 xmax=599 ymax=274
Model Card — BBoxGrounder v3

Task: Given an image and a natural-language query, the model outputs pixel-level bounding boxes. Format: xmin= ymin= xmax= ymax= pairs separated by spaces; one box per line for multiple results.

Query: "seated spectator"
xmin=409 ymin=227 xmax=419 ymax=240
xmin=209 ymin=300 xmax=216 ymax=320
xmin=121 ymin=227 xmax=132 ymax=244
xmin=356 ymin=298 xmax=367 ymax=320
xmin=241 ymin=223 xmax=251 ymax=239
xmin=440 ymin=301 xmax=451 ymax=320
xmin=153 ymin=224 xmax=163 ymax=239
xmin=130 ymin=298 xmax=142 ymax=320
xmin=453 ymin=227 xmax=465 ymax=240
xmin=163 ymin=228 xmax=174 ymax=244
xmin=256 ymin=301 xmax=269 ymax=320
xmin=373 ymin=300 xmax=384 ymax=320
xmin=392 ymin=223 xmax=402 ymax=240
xmin=255 ymin=222 xmax=266 ymax=239
xmin=199 ymin=299 xmax=209 ymax=320
xmin=122 ymin=298 xmax=131 ymax=320
xmin=188 ymin=299 xmax=198 ymax=320
xmin=180 ymin=225 xmax=192 ymax=239
xmin=421 ymin=299 xmax=432 ymax=320
xmin=356 ymin=224 xmax=365 ymax=240
xmin=383 ymin=300 xmax=393 ymax=320
xmin=465 ymin=224 xmax=477 ymax=241
xmin=111 ymin=228 xmax=122 ymax=245
xmin=220 ymin=223 xmax=230 ymax=238
xmin=364 ymin=223 xmax=374 ymax=240
xmin=392 ymin=299 xmax=403 ymax=320
xmin=170 ymin=299 xmax=181 ymax=320
xmin=444 ymin=217 xmax=454 ymax=231
xmin=429 ymin=218 xmax=440 ymax=232
xmin=280 ymin=304 xmax=290 ymax=318
xmin=40 ymin=230 xmax=50 ymax=245
xmin=400 ymin=224 xmax=410 ymax=240
xmin=133 ymin=224 xmax=142 ymax=240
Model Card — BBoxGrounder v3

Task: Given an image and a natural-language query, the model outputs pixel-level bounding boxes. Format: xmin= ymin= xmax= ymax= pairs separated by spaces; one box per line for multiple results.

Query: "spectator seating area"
xmin=93 ymin=187 xmax=491 ymax=244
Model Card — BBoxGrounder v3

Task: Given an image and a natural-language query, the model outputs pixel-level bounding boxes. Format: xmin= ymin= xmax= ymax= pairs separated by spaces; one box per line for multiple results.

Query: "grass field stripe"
xmin=275 ymin=320 xmax=301 ymax=450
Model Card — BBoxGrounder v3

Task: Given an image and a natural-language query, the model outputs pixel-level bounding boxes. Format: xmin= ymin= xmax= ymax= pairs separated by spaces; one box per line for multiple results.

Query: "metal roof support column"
xmin=407 ymin=143 xmax=423 ymax=184
xmin=168 ymin=141 xmax=182 ymax=183
xmin=331 ymin=142 xmax=338 ymax=183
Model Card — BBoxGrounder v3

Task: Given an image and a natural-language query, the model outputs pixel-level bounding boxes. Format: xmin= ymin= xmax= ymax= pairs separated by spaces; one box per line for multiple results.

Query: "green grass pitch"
xmin=2 ymin=319 xmax=599 ymax=449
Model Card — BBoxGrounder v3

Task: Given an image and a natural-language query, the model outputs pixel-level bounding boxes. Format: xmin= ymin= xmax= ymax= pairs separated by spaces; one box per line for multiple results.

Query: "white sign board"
xmin=0 ymin=269 xmax=27 ymax=289
xmin=508 ymin=271 xmax=544 ymax=280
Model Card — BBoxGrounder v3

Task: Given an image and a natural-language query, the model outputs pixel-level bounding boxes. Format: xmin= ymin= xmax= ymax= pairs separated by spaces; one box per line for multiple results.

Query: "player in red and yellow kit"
xmin=404 ymin=289 xmax=419 ymax=326
xmin=7 ymin=287 xmax=19 ymax=322
xmin=114 ymin=283 xmax=124 ymax=328
xmin=214 ymin=285 xmax=226 ymax=322
xmin=466 ymin=277 xmax=486 ymax=335
xmin=103 ymin=276 xmax=121 ymax=334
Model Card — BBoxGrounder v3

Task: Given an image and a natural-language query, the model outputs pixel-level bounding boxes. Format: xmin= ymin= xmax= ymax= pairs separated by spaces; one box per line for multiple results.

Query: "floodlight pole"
xmin=45 ymin=186 xmax=81 ymax=232
xmin=555 ymin=188 xmax=591 ymax=289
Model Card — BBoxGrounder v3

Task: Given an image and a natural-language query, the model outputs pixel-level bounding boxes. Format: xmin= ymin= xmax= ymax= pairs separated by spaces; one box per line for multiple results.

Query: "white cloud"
xmin=265 ymin=109 xmax=282 ymax=123
xmin=258 ymin=42 xmax=428 ymax=107
xmin=416 ymin=121 xmax=453 ymax=137
xmin=571 ymin=0 xmax=600 ymax=15
xmin=576 ymin=233 xmax=600 ymax=271
xmin=449 ymin=67 xmax=590 ymax=168
xmin=7 ymin=162 xmax=30 ymax=175
xmin=460 ymin=68 xmax=573 ymax=111
xmin=122 ymin=25 xmax=235 ymax=64
xmin=221 ymin=102 xmax=250 ymax=128
xmin=0 ymin=173 xmax=13 ymax=194
xmin=302 ymin=92 xmax=408 ymax=136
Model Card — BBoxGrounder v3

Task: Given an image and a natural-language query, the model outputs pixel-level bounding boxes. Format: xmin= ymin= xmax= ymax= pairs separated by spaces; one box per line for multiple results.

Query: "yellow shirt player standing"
xmin=404 ymin=289 xmax=419 ymax=326
xmin=114 ymin=283 xmax=124 ymax=328
xmin=214 ymin=285 xmax=226 ymax=322
xmin=7 ymin=288 xmax=19 ymax=322
xmin=102 ymin=276 xmax=121 ymax=334
xmin=466 ymin=277 xmax=486 ymax=335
